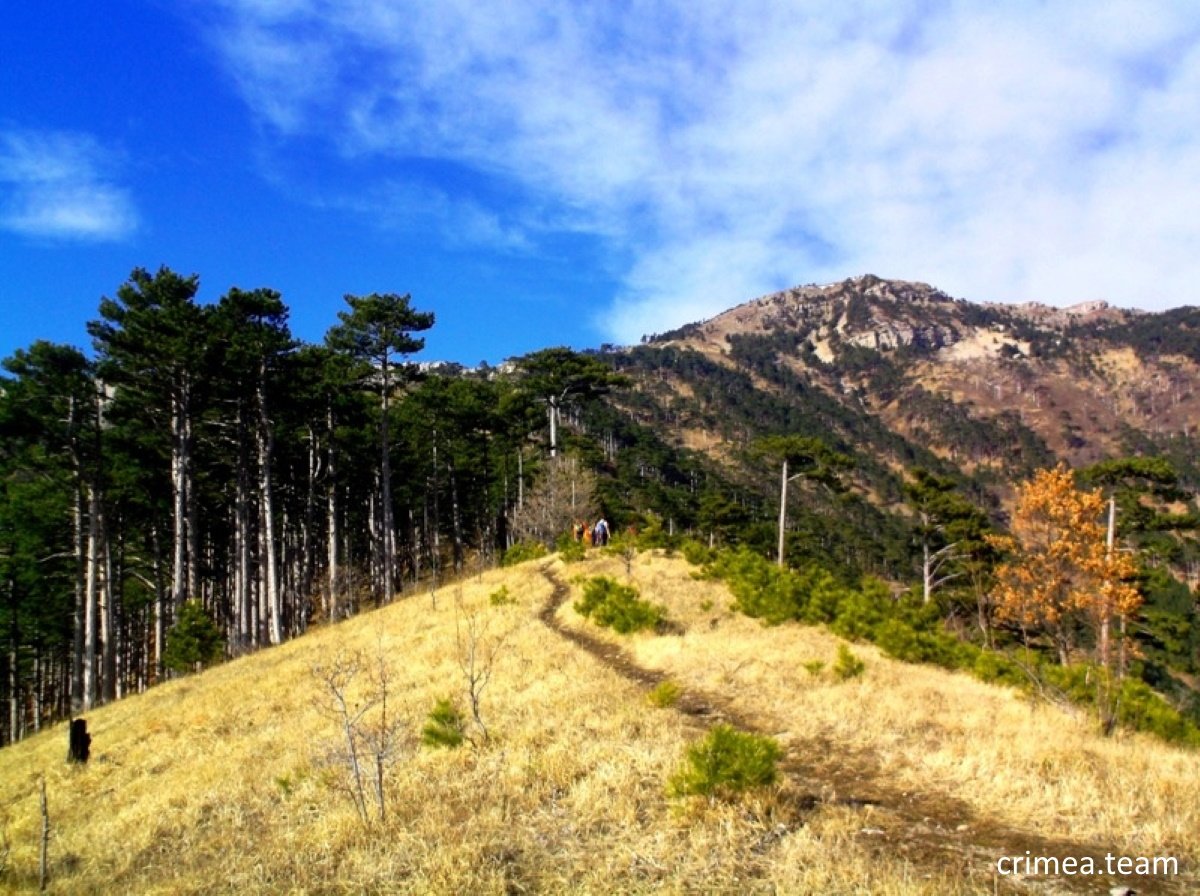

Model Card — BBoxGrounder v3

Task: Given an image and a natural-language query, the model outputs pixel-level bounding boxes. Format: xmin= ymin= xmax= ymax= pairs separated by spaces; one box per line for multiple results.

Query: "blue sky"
xmin=2 ymin=1 xmax=1199 ymax=364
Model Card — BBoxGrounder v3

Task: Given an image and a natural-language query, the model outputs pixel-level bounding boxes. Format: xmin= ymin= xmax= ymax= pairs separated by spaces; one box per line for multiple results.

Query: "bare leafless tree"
xmin=454 ymin=595 xmax=512 ymax=746
xmin=311 ymin=642 xmax=412 ymax=823
xmin=507 ymin=454 xmax=598 ymax=547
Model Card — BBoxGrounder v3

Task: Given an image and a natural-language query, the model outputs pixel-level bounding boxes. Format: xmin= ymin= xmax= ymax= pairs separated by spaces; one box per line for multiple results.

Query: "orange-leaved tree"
xmin=991 ymin=466 xmax=1141 ymax=670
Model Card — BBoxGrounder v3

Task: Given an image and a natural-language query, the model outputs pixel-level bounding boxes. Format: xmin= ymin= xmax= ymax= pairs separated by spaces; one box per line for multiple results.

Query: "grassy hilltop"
xmin=1 ymin=551 xmax=1198 ymax=894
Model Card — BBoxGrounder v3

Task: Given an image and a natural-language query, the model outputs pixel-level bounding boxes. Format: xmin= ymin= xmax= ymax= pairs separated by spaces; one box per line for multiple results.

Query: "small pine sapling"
xmin=667 ymin=725 xmax=782 ymax=799
xmin=422 ymin=698 xmax=467 ymax=748
xmin=489 ymin=585 xmax=516 ymax=606
xmin=833 ymin=644 xmax=866 ymax=681
xmin=647 ymin=680 xmax=682 ymax=708
xmin=574 ymin=576 xmax=666 ymax=634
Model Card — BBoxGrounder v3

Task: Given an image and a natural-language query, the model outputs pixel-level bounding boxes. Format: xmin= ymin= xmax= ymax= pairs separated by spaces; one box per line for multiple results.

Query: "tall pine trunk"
xmin=6 ymin=610 xmax=19 ymax=744
xmin=152 ymin=524 xmax=165 ymax=679
xmin=379 ymin=358 xmax=395 ymax=602
xmin=430 ymin=435 xmax=441 ymax=586
xmin=170 ymin=385 xmax=189 ymax=619
xmin=1101 ymin=496 xmax=1117 ymax=672
xmin=235 ymin=443 xmax=253 ymax=649
xmin=185 ymin=409 xmax=200 ymax=612
xmin=776 ymin=458 xmax=789 ymax=568
xmin=69 ymin=391 xmax=85 ymax=712
xmin=71 ymin=485 xmax=85 ymax=712
xmin=326 ymin=404 xmax=340 ymax=623
xmin=450 ymin=462 xmax=463 ymax=573
xmin=258 ymin=367 xmax=283 ymax=645
xmin=302 ymin=425 xmax=318 ymax=620
xmin=82 ymin=484 xmax=101 ymax=710
xmin=100 ymin=513 xmax=116 ymax=703
xmin=368 ymin=486 xmax=381 ymax=602
xmin=548 ymin=399 xmax=559 ymax=457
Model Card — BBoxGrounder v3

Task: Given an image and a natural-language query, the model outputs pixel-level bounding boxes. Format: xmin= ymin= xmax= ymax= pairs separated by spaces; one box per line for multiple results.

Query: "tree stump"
xmin=68 ymin=718 xmax=91 ymax=764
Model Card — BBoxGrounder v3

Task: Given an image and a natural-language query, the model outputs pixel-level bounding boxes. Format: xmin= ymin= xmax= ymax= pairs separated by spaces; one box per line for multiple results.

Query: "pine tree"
xmin=753 ymin=435 xmax=849 ymax=568
xmin=212 ymin=287 xmax=294 ymax=645
xmin=515 ymin=348 xmax=628 ymax=458
xmin=903 ymin=469 xmax=991 ymax=605
xmin=1 ymin=342 xmax=102 ymax=714
xmin=326 ymin=294 xmax=434 ymax=603
xmin=163 ymin=599 xmax=224 ymax=674
xmin=88 ymin=267 xmax=208 ymax=674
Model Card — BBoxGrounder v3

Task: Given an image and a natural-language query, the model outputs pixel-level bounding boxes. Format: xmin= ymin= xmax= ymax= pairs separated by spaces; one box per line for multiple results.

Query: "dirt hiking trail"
xmin=538 ymin=565 xmax=1190 ymax=896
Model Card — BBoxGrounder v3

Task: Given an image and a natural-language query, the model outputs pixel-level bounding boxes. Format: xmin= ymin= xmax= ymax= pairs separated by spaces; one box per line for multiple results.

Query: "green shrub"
xmin=798 ymin=567 xmax=854 ymax=626
xmin=422 ymin=698 xmax=466 ymax=749
xmin=824 ymin=584 xmax=884 ymax=638
xmin=1040 ymin=663 xmax=1100 ymax=706
xmin=1034 ymin=664 xmax=1200 ymax=745
xmin=972 ymin=650 xmax=1028 ymax=688
xmin=1115 ymin=678 xmax=1200 ymax=746
xmin=873 ymin=619 xmax=970 ymax=670
xmin=802 ymin=660 xmax=825 ymax=677
xmin=630 ymin=512 xmax=672 ymax=549
xmin=709 ymin=549 xmax=803 ymax=625
xmin=681 ymin=539 xmax=715 ymax=567
xmin=489 ymin=585 xmax=515 ymax=606
xmin=574 ymin=576 xmax=666 ymax=634
xmin=501 ymin=540 xmax=547 ymax=567
xmin=832 ymin=644 xmax=865 ymax=681
xmin=572 ymin=575 xmax=614 ymax=617
xmin=711 ymin=549 xmax=876 ymax=630
xmin=648 ymin=680 xmax=682 ymax=708
xmin=667 ymin=725 xmax=783 ymax=798
xmin=555 ymin=533 xmax=586 ymax=562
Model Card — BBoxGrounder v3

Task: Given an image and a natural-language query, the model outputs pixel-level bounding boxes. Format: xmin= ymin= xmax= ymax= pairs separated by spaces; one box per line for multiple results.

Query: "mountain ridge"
xmin=626 ymin=274 xmax=1200 ymax=476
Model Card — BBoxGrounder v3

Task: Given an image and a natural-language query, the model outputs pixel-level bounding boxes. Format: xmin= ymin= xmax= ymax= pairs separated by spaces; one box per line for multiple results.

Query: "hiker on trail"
xmin=583 ymin=524 xmax=593 ymax=547
xmin=573 ymin=521 xmax=586 ymax=542
xmin=593 ymin=517 xmax=609 ymax=547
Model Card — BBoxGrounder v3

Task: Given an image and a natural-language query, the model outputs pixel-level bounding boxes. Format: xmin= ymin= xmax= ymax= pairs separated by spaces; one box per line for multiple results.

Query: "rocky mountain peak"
xmin=638 ymin=274 xmax=1200 ymax=474
xmin=659 ymin=275 xmax=968 ymax=355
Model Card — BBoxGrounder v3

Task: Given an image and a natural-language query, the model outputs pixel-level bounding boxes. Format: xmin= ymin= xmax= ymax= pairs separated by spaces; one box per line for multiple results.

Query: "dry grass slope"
xmin=0 ymin=552 xmax=1196 ymax=894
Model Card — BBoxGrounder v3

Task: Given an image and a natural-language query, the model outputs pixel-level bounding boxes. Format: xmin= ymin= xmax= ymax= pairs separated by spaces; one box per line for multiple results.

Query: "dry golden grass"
xmin=565 ymin=551 xmax=1200 ymax=872
xmin=0 ymin=551 xmax=1195 ymax=894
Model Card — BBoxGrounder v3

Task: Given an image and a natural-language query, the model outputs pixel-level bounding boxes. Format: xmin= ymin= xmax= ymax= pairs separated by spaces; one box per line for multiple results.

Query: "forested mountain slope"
xmin=628 ymin=274 xmax=1200 ymax=492
xmin=599 ymin=274 xmax=1200 ymax=575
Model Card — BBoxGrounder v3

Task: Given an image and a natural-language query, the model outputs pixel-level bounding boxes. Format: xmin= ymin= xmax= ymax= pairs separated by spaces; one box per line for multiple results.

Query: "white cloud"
xmin=316 ymin=179 xmax=535 ymax=253
xmin=0 ymin=130 xmax=138 ymax=241
xmin=200 ymin=0 xmax=1200 ymax=340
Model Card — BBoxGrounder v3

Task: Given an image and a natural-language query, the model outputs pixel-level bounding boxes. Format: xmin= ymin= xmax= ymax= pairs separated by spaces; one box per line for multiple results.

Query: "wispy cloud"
xmin=200 ymin=0 xmax=1200 ymax=341
xmin=317 ymin=178 xmax=535 ymax=253
xmin=0 ymin=130 xmax=138 ymax=242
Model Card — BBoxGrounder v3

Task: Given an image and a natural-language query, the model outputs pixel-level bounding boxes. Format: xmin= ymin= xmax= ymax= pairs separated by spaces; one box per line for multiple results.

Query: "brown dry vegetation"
xmin=0 ymin=552 xmax=1197 ymax=894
